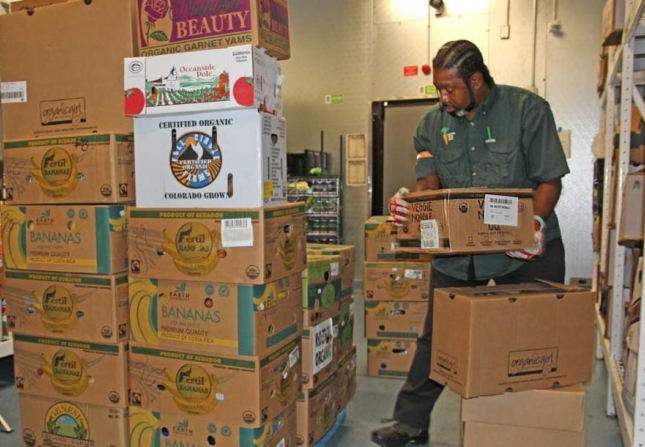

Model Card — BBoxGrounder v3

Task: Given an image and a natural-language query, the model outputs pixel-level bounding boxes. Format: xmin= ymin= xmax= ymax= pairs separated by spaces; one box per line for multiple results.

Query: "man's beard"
xmin=443 ymin=83 xmax=477 ymax=117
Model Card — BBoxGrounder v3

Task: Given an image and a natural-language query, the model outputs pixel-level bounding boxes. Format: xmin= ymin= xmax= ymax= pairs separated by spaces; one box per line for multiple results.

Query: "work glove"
xmin=506 ymin=216 xmax=546 ymax=261
xmin=388 ymin=187 xmax=410 ymax=227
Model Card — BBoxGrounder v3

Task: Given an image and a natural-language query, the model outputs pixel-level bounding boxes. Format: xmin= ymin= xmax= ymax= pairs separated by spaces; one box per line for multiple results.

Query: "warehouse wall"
xmin=282 ymin=0 xmax=603 ymax=282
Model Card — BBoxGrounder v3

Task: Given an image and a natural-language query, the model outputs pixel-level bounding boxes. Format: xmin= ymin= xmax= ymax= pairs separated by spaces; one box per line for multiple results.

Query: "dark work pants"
xmin=392 ymin=238 xmax=566 ymax=430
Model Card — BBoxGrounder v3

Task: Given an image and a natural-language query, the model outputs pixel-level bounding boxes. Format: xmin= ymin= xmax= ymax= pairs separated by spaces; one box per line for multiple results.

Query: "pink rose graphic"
xmin=144 ymin=0 xmax=169 ymax=23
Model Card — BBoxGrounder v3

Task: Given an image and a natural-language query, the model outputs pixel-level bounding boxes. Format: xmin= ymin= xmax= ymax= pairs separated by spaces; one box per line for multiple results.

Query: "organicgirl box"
xmin=134 ymin=0 xmax=290 ymax=60
xmin=129 ymin=272 xmax=303 ymax=356
xmin=125 ymin=45 xmax=282 ymax=117
xmin=129 ymin=338 xmax=301 ymax=428
xmin=134 ymin=109 xmax=287 ymax=208
xmin=5 ymin=270 xmax=129 ymax=344
xmin=3 ymin=133 xmax=134 ymax=205
xmin=1 ymin=205 xmax=128 ymax=274
xmin=13 ymin=335 xmax=128 ymax=408
xmin=128 ymin=204 xmax=306 ymax=284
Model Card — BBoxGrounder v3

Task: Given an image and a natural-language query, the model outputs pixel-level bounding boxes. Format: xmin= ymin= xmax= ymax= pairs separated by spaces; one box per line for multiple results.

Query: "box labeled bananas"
xmin=302 ymin=255 xmax=342 ymax=326
xmin=3 ymin=133 xmax=134 ymax=205
xmin=129 ymin=338 xmax=301 ymax=427
xmin=1 ymin=204 xmax=129 ymax=275
xmin=5 ymin=270 xmax=129 ymax=343
xmin=364 ymin=301 xmax=428 ymax=339
xmin=334 ymin=297 xmax=355 ymax=360
xmin=336 ymin=346 xmax=357 ymax=410
xmin=367 ymin=339 xmax=417 ymax=379
xmin=19 ymin=394 xmax=129 ymax=447
xmin=363 ymin=261 xmax=432 ymax=301
xmin=296 ymin=372 xmax=338 ymax=447
xmin=301 ymin=318 xmax=337 ymax=390
xmin=306 ymin=243 xmax=356 ymax=298
xmin=364 ymin=216 xmax=431 ymax=262
xmin=134 ymin=109 xmax=287 ymax=208
xmin=13 ymin=334 xmax=129 ymax=408
xmin=129 ymin=272 xmax=303 ymax=356
xmin=128 ymin=203 xmax=306 ymax=284
xmin=129 ymin=400 xmax=296 ymax=447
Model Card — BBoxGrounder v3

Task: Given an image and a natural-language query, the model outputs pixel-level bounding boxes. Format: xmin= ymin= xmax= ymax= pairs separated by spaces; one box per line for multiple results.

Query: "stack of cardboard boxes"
xmin=0 ymin=1 xmax=134 ymax=445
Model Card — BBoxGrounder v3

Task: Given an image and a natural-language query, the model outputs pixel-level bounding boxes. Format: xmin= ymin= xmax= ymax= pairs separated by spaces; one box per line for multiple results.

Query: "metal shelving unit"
xmin=288 ymin=176 xmax=343 ymax=244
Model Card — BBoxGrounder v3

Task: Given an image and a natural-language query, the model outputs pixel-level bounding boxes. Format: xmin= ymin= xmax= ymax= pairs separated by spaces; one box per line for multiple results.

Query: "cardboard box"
xmin=134 ymin=0 xmax=290 ymax=60
xmin=461 ymin=385 xmax=585 ymax=432
xmin=364 ymin=216 xmax=431 ymax=262
xmin=296 ymin=372 xmax=338 ymax=447
xmin=10 ymin=0 xmax=68 ymax=13
xmin=303 ymin=255 xmax=342 ymax=326
xmin=129 ymin=338 xmax=301 ymax=427
xmin=335 ymin=347 xmax=357 ymax=410
xmin=0 ymin=0 xmax=134 ymax=140
xmin=334 ymin=297 xmax=355 ymax=360
xmin=306 ymin=243 xmax=356 ymax=296
xmin=367 ymin=339 xmax=416 ymax=379
xmin=127 ymin=203 xmax=306 ymax=284
xmin=3 ymin=133 xmax=135 ymax=205
xmin=5 ymin=270 xmax=129 ymax=344
xmin=2 ymin=204 xmax=129 ymax=274
xmin=602 ymin=0 xmax=625 ymax=46
xmin=363 ymin=261 xmax=431 ymax=301
xmin=125 ymin=45 xmax=282 ymax=117
xmin=364 ymin=301 xmax=427 ymax=339
xmin=398 ymin=188 xmax=534 ymax=255
xmin=619 ymin=172 xmax=644 ymax=245
xmin=19 ymin=395 xmax=129 ymax=447
xmin=128 ymin=272 xmax=303 ymax=356
xmin=613 ymin=106 xmax=645 ymax=165
xmin=301 ymin=319 xmax=337 ymax=390
xmin=130 ymin=402 xmax=297 ymax=447
xmin=430 ymin=283 xmax=595 ymax=398
xmin=133 ymin=109 xmax=287 ymax=208
xmin=13 ymin=334 xmax=129 ymax=408
xmin=462 ymin=422 xmax=584 ymax=447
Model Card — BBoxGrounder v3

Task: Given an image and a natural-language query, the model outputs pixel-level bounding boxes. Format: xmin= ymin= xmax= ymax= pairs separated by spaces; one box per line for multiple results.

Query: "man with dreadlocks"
xmin=371 ymin=40 xmax=569 ymax=447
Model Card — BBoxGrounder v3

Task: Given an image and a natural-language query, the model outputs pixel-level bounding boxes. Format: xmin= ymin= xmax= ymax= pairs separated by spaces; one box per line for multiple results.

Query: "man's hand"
xmin=506 ymin=216 xmax=546 ymax=261
xmin=388 ymin=187 xmax=410 ymax=227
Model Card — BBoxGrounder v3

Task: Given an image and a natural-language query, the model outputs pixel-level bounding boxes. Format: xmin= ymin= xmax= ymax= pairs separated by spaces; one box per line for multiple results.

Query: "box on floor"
xmin=297 ymin=372 xmax=338 ymax=447
xmin=367 ymin=339 xmax=417 ymax=379
xmin=336 ymin=347 xmax=357 ymax=409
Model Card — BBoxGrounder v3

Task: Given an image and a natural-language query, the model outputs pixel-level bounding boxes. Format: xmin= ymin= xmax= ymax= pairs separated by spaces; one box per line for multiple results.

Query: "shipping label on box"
xmin=134 ymin=109 xmax=287 ymax=208
xmin=134 ymin=0 xmax=290 ymax=60
xmin=306 ymin=243 xmax=356 ymax=297
xmin=4 ymin=133 xmax=134 ymax=205
xmin=430 ymin=283 xmax=596 ymax=398
xmin=296 ymin=372 xmax=338 ymax=447
xmin=398 ymin=188 xmax=534 ymax=255
xmin=19 ymin=395 xmax=129 ymax=447
xmin=367 ymin=339 xmax=417 ymax=379
xmin=303 ymin=255 xmax=342 ymax=326
xmin=13 ymin=335 xmax=129 ymax=408
xmin=129 ymin=338 xmax=301 ymax=427
xmin=301 ymin=319 xmax=337 ymax=390
xmin=129 ymin=272 xmax=302 ymax=356
xmin=363 ymin=261 xmax=431 ymax=301
xmin=364 ymin=301 xmax=428 ymax=339
xmin=335 ymin=347 xmax=357 ymax=410
xmin=130 ymin=402 xmax=297 ymax=447
xmin=125 ymin=45 xmax=282 ymax=117
xmin=2 ymin=204 xmax=128 ymax=275
xmin=5 ymin=270 xmax=129 ymax=344
xmin=128 ymin=204 xmax=306 ymax=284
xmin=364 ymin=216 xmax=432 ymax=262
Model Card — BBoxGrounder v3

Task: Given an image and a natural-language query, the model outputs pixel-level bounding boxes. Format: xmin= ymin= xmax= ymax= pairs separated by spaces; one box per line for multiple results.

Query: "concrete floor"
xmin=0 ymin=295 xmax=623 ymax=446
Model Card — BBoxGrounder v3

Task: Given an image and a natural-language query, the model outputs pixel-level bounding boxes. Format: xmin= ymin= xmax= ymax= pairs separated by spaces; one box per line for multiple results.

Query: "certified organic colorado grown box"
xmin=128 ymin=203 xmax=305 ymax=284
xmin=3 ymin=133 xmax=134 ymax=205
xmin=129 ymin=272 xmax=303 ymax=356
xmin=125 ymin=45 xmax=282 ymax=117
xmin=5 ymin=270 xmax=129 ymax=344
xmin=2 ymin=204 xmax=128 ymax=275
xmin=134 ymin=109 xmax=287 ymax=208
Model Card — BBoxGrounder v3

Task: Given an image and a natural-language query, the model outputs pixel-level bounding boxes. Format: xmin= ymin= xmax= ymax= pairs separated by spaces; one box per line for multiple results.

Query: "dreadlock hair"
xmin=432 ymin=40 xmax=494 ymax=87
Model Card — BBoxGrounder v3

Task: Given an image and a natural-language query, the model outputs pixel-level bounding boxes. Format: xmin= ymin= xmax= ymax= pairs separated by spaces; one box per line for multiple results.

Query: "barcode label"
xmin=404 ymin=269 xmax=423 ymax=280
xmin=221 ymin=218 xmax=254 ymax=247
xmin=484 ymin=194 xmax=519 ymax=226
xmin=331 ymin=262 xmax=340 ymax=277
xmin=289 ymin=346 xmax=300 ymax=367
xmin=420 ymin=219 xmax=439 ymax=249
xmin=1 ymin=81 xmax=27 ymax=103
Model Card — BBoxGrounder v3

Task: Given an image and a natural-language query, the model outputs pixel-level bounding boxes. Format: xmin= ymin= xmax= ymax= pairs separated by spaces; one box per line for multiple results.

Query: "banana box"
xmin=367 ymin=339 xmax=417 ymax=379
xmin=13 ymin=334 xmax=129 ymax=408
xmin=301 ymin=319 xmax=337 ymax=390
xmin=296 ymin=372 xmax=338 ymax=447
xmin=129 ymin=401 xmax=297 ymax=447
xmin=19 ymin=395 xmax=129 ymax=447
xmin=306 ymin=243 xmax=356 ymax=297
xmin=363 ymin=261 xmax=432 ymax=301
xmin=133 ymin=109 xmax=287 ymax=209
xmin=364 ymin=216 xmax=431 ymax=262
xmin=335 ymin=347 xmax=357 ymax=410
xmin=129 ymin=272 xmax=303 ymax=356
xmin=364 ymin=301 xmax=428 ymax=339
xmin=334 ymin=297 xmax=355 ymax=360
xmin=3 ymin=133 xmax=134 ymax=205
xmin=128 ymin=203 xmax=306 ymax=284
xmin=129 ymin=338 xmax=301 ymax=428
xmin=5 ymin=270 xmax=128 ymax=343
xmin=303 ymin=255 xmax=342 ymax=326
xmin=1 ymin=204 xmax=129 ymax=275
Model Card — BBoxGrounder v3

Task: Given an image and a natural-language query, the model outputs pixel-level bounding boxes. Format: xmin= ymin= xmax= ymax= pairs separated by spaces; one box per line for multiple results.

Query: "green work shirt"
xmin=414 ymin=84 xmax=570 ymax=281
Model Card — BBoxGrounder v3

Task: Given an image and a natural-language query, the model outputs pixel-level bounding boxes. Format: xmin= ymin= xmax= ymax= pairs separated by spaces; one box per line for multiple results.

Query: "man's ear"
xmin=470 ymin=72 xmax=484 ymax=90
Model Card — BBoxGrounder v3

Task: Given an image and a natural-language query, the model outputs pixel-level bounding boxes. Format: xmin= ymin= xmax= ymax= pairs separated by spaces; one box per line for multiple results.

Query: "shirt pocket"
xmin=480 ymin=142 xmax=520 ymax=187
xmin=435 ymin=146 xmax=470 ymax=187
